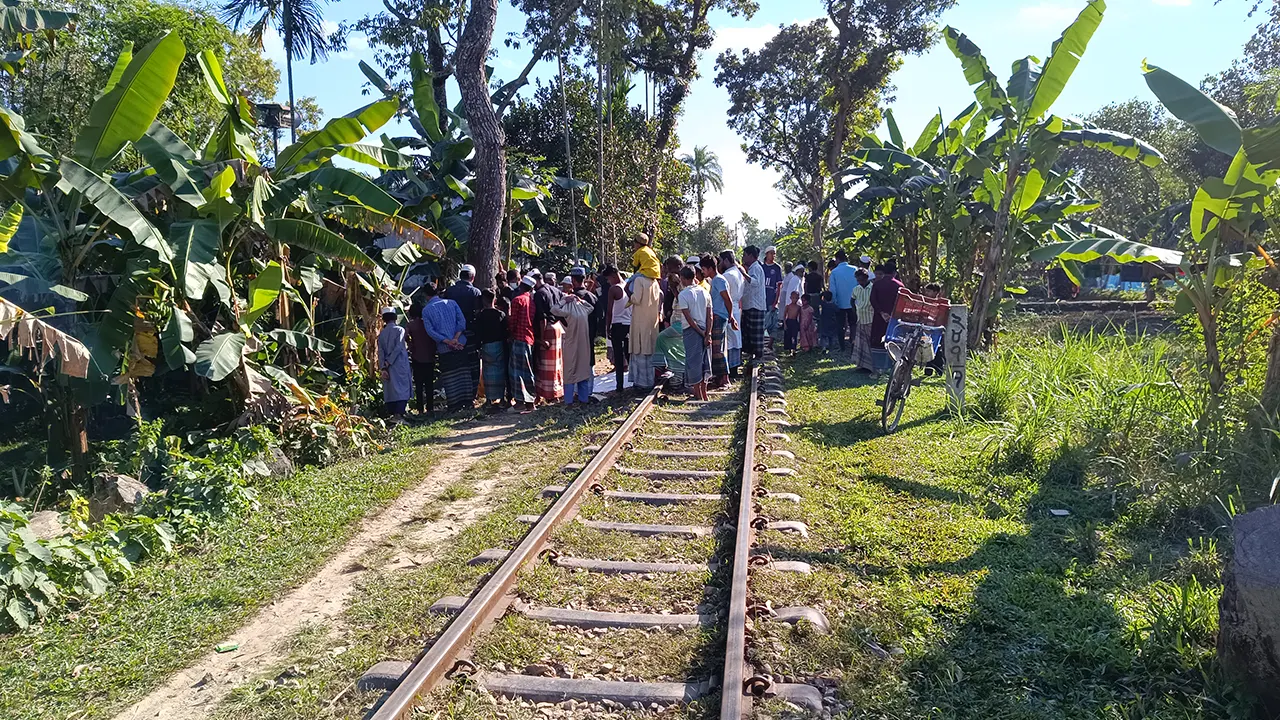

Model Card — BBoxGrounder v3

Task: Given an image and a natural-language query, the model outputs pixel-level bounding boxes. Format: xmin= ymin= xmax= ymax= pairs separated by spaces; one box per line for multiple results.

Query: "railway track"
xmin=361 ymin=355 xmax=830 ymax=718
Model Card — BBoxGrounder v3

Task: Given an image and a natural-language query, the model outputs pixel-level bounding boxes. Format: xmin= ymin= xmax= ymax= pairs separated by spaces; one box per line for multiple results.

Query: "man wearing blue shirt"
xmin=827 ymin=250 xmax=857 ymax=351
xmin=443 ymin=264 xmax=483 ymax=401
xmin=421 ymin=282 xmax=470 ymax=411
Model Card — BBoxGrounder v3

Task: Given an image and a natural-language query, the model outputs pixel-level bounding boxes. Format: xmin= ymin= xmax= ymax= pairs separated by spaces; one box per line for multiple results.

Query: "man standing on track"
xmin=720 ymin=250 xmax=745 ymax=379
xmin=828 ymin=250 xmax=857 ymax=351
xmin=508 ymin=276 xmax=538 ymax=413
xmin=533 ymin=270 xmax=564 ymax=403
xmin=603 ymin=266 xmax=630 ymax=395
xmin=762 ymin=246 xmax=783 ymax=341
xmin=740 ymin=245 xmax=767 ymax=364
xmin=553 ymin=286 xmax=595 ymax=406
xmin=781 ymin=264 xmax=804 ymax=314
xmin=628 ymin=233 xmax=663 ymax=395
xmin=703 ymin=254 xmax=734 ymax=389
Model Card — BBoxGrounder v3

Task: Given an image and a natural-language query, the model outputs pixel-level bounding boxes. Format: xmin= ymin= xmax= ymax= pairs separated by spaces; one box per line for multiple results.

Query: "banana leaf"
xmin=1029 ymin=0 xmax=1105 ymax=119
xmin=265 ymin=218 xmax=374 ymax=269
xmin=57 ymin=157 xmax=172 ymax=262
xmin=169 ymin=219 xmax=228 ymax=303
xmin=1143 ymin=60 xmax=1241 ymax=157
xmin=275 ymin=99 xmax=397 ymax=173
xmin=194 ymin=332 xmax=245 ymax=382
xmin=944 ymin=27 xmax=1012 ymax=118
xmin=72 ymin=32 xmax=185 ymax=172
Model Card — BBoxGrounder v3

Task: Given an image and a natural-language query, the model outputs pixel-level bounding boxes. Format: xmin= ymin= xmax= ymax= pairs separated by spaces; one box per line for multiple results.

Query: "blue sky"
xmin=268 ymin=0 xmax=1261 ymax=231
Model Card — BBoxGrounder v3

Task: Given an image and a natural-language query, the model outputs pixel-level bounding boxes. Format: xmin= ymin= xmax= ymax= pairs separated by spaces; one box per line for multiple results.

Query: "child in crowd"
xmin=922 ymin=282 xmax=946 ymax=377
xmin=799 ymin=295 xmax=818 ymax=351
xmin=850 ymin=268 xmax=875 ymax=372
xmin=783 ymin=290 xmax=801 ymax=354
xmin=818 ymin=290 xmax=842 ymax=350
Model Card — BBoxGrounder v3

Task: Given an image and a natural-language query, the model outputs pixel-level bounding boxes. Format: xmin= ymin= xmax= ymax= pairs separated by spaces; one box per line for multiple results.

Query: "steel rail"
xmin=720 ymin=366 xmax=760 ymax=719
xmin=370 ymin=389 xmax=660 ymax=720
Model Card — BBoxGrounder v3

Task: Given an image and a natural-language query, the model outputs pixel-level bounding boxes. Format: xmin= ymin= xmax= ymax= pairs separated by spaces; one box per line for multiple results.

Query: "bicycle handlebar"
xmin=893 ymin=320 xmax=946 ymax=331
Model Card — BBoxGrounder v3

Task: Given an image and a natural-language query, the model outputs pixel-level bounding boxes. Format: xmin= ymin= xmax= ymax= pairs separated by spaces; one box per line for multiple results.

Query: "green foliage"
xmin=0 ymin=502 xmax=131 ymax=630
xmin=968 ymin=318 xmax=1277 ymax=523
xmin=0 ymin=0 xmax=279 ymax=158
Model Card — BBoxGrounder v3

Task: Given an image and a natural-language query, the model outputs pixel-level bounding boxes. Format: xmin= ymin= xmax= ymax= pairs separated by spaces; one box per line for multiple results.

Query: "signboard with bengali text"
xmin=945 ymin=306 xmax=968 ymax=411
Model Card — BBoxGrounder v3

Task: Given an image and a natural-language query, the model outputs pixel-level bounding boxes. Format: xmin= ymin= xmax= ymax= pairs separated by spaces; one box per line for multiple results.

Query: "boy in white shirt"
xmin=678 ymin=266 xmax=713 ymax=401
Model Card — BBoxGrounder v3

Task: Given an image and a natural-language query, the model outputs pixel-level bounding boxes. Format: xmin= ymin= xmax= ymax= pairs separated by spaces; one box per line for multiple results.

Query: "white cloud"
xmin=321 ymin=19 xmax=370 ymax=60
xmin=712 ymin=25 xmax=785 ymax=53
xmin=1014 ymin=2 xmax=1082 ymax=29
xmin=711 ymin=18 xmax=829 ymax=54
xmin=262 ymin=26 xmax=285 ymax=65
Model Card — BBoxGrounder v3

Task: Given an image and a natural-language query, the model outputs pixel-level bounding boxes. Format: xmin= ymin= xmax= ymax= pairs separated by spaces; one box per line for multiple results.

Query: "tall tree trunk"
xmin=427 ymin=25 xmax=449 ymax=136
xmin=47 ymin=384 xmax=88 ymax=485
xmin=285 ymin=21 xmax=296 ymax=143
xmin=558 ymin=48 xmax=578 ymax=261
xmin=810 ymin=202 xmax=826 ymax=262
xmin=457 ymin=0 xmax=505 ymax=291
xmin=643 ymin=0 xmax=705 ymax=237
xmin=928 ymin=213 xmax=940 ymax=284
xmin=696 ymin=180 xmax=703 ymax=231
xmin=596 ymin=0 xmax=606 ymax=261
xmin=902 ymin=219 xmax=921 ymax=291
xmin=968 ymin=150 xmax=1022 ymax=350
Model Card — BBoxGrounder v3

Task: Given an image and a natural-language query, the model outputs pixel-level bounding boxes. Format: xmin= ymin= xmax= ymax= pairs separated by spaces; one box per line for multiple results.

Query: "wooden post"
xmin=945 ymin=305 xmax=968 ymax=413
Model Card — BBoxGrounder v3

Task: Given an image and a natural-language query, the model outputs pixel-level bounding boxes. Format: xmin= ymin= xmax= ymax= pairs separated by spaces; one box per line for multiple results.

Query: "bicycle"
xmin=879 ymin=289 xmax=949 ymax=433
xmin=880 ymin=321 xmax=944 ymax=432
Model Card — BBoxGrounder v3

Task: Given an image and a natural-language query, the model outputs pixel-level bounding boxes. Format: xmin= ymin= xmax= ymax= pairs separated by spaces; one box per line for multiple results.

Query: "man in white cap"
xmin=762 ymin=246 xmax=783 ymax=340
xmin=508 ymin=275 xmax=538 ymax=412
xmin=377 ymin=306 xmax=412 ymax=423
xmin=444 ymin=264 xmax=483 ymax=403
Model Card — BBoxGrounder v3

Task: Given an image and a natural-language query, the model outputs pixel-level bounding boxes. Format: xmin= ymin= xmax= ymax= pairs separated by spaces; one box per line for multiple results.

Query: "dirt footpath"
xmin=111 ymin=417 xmax=520 ymax=720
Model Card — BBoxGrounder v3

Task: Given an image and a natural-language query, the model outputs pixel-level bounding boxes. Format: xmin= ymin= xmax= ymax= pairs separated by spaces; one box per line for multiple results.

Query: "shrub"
xmin=967 ymin=318 xmax=1279 ymax=524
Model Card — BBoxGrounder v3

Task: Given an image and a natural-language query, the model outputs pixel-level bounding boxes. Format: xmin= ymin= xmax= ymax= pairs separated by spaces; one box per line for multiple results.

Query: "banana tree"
xmin=0 ymin=31 xmax=195 ymax=479
xmin=1031 ymin=60 xmax=1280 ymax=423
xmin=944 ymin=0 xmax=1166 ymax=348
xmin=0 ymin=0 xmax=77 ymax=75
xmin=1139 ymin=62 xmax=1277 ymax=409
xmin=827 ymin=103 xmax=993 ymax=294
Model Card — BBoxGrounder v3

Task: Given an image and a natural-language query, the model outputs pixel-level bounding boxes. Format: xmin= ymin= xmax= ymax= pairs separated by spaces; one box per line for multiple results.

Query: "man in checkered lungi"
xmin=739 ymin=245 xmax=768 ymax=362
xmin=536 ymin=320 xmax=564 ymax=402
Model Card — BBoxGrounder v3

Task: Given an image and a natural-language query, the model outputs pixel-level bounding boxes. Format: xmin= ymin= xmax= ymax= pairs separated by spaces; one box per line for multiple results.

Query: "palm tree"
xmin=681 ymin=145 xmax=724 ymax=231
xmin=222 ymin=0 xmax=332 ymax=143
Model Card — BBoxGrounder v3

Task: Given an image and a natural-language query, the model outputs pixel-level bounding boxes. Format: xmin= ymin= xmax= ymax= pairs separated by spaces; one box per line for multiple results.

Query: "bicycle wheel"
xmin=881 ymin=358 xmax=912 ymax=433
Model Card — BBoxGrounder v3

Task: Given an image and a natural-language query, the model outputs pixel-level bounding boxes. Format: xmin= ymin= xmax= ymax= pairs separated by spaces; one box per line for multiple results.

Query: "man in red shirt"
xmin=507 ymin=276 xmax=538 ymax=413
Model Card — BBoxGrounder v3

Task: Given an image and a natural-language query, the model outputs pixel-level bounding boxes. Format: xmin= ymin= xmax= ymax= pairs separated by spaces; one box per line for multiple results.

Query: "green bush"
xmin=967 ymin=319 xmax=1278 ymax=523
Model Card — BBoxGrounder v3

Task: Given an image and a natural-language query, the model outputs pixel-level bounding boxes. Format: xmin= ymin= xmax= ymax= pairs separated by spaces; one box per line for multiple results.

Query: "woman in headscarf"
xmin=377 ymin=307 xmax=412 ymax=423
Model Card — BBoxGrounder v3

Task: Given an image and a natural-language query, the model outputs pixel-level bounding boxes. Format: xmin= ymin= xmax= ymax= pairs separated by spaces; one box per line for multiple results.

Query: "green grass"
xmin=202 ymin=400 xmax=650 ymax=720
xmin=0 ymin=421 xmax=449 ymax=720
xmin=757 ymin=344 xmax=1251 ymax=719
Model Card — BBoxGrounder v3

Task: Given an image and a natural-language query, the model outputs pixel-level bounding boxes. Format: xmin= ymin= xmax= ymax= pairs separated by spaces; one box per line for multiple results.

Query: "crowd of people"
xmin=374 ymin=239 xmax=929 ymax=423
